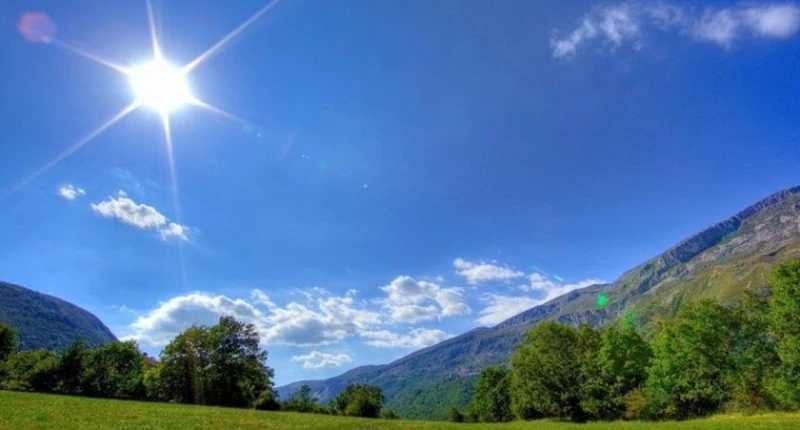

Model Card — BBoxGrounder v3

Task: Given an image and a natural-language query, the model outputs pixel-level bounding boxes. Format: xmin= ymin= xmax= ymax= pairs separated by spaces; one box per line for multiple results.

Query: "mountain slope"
xmin=0 ymin=282 xmax=117 ymax=351
xmin=278 ymin=186 xmax=800 ymax=419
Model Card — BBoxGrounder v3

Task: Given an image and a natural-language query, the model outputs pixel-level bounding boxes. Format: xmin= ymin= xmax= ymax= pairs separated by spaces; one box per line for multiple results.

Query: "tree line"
xmin=0 ymin=316 xmax=390 ymax=419
xmin=452 ymin=258 xmax=800 ymax=423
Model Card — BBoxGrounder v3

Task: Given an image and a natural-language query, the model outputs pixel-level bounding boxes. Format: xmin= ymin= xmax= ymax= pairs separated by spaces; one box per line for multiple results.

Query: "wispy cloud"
xmin=90 ymin=191 xmax=189 ymax=241
xmin=58 ymin=184 xmax=86 ymax=200
xmin=291 ymin=351 xmax=353 ymax=369
xmin=552 ymin=2 xmax=800 ymax=57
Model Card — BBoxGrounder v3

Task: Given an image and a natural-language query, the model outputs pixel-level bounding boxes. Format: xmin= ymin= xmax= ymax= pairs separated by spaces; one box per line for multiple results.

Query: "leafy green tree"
xmin=575 ymin=324 xmax=603 ymax=421
xmin=82 ymin=341 xmax=145 ymax=399
xmin=594 ymin=324 xmax=652 ymax=420
xmin=769 ymin=258 xmax=800 ymax=408
xmin=471 ymin=365 xmax=513 ymax=422
xmin=159 ymin=325 xmax=209 ymax=404
xmin=0 ymin=322 xmax=17 ymax=364
xmin=727 ymin=292 xmax=779 ymax=411
xmin=57 ymin=339 xmax=87 ymax=395
xmin=1 ymin=349 xmax=58 ymax=392
xmin=510 ymin=321 xmax=581 ymax=421
xmin=143 ymin=362 xmax=167 ymax=401
xmin=332 ymin=383 xmax=384 ymax=418
xmin=159 ymin=317 xmax=274 ymax=408
xmin=645 ymin=301 xmax=736 ymax=419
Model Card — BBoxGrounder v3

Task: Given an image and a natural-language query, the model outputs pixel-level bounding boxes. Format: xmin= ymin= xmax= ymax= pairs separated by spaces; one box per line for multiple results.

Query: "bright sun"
xmin=129 ymin=60 xmax=192 ymax=113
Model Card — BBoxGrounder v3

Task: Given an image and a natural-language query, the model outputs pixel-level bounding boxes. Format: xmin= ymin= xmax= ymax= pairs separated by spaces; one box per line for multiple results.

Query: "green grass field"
xmin=2 ymin=390 xmax=800 ymax=429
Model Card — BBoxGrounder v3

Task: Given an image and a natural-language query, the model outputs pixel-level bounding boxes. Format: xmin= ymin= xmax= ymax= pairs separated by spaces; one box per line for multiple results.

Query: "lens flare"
xmin=597 ymin=292 xmax=609 ymax=308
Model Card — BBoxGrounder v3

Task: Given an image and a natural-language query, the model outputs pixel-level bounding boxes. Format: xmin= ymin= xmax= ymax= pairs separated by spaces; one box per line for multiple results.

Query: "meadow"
xmin=2 ymin=390 xmax=800 ymax=430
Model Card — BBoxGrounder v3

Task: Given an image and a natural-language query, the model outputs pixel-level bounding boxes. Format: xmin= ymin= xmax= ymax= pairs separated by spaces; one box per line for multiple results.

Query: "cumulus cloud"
xmin=291 ymin=351 xmax=353 ymax=369
xmin=380 ymin=276 xmax=469 ymax=323
xmin=129 ymin=289 xmax=382 ymax=348
xmin=477 ymin=275 xmax=604 ymax=326
xmin=552 ymin=2 xmax=800 ymax=57
xmin=362 ymin=328 xmax=452 ymax=349
xmin=58 ymin=184 xmax=86 ymax=200
xmin=91 ymin=191 xmax=189 ymax=241
xmin=453 ymin=258 xmax=525 ymax=284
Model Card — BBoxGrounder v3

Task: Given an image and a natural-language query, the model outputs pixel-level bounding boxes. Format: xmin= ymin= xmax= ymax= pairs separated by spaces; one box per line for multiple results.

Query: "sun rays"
xmin=1 ymin=0 xmax=282 ymax=205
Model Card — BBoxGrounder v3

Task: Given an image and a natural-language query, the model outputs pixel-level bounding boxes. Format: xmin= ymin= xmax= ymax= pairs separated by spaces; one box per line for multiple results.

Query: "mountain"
xmin=0 ymin=281 xmax=117 ymax=351
xmin=277 ymin=186 xmax=800 ymax=419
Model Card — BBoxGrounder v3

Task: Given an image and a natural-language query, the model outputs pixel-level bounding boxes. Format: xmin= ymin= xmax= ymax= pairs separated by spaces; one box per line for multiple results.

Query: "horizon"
xmin=1 ymin=0 xmax=799 ymax=386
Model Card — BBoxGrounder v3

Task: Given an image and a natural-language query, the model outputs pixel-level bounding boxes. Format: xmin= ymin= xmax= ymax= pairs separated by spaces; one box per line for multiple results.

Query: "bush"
xmin=381 ymin=409 xmax=400 ymax=419
xmin=448 ymin=406 xmax=464 ymax=422
xmin=253 ymin=390 xmax=280 ymax=411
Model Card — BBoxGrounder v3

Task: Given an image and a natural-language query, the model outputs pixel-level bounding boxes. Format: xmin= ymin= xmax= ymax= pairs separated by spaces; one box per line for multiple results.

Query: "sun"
xmin=129 ymin=60 xmax=192 ymax=113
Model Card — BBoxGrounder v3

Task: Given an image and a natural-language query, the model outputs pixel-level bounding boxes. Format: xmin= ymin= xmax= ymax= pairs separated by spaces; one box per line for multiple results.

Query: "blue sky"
xmin=0 ymin=0 xmax=799 ymax=386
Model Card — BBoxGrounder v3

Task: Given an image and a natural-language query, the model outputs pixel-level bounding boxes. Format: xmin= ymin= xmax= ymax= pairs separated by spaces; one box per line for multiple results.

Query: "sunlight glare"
xmin=129 ymin=60 xmax=191 ymax=113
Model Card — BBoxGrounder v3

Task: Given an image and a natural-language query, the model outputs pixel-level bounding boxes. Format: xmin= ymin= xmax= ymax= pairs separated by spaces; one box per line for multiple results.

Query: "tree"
xmin=470 ymin=365 xmax=513 ymax=422
xmin=57 ymin=339 xmax=87 ymax=395
xmin=769 ymin=258 xmax=800 ymax=408
xmin=575 ymin=324 xmax=603 ymax=421
xmin=0 ymin=322 xmax=17 ymax=364
xmin=82 ymin=341 xmax=145 ymax=399
xmin=593 ymin=324 xmax=652 ymax=420
xmin=645 ymin=301 xmax=736 ymax=419
xmin=381 ymin=409 xmax=400 ymax=419
xmin=728 ymin=292 xmax=779 ymax=411
xmin=159 ymin=325 xmax=209 ymax=404
xmin=510 ymin=321 xmax=582 ymax=421
xmin=448 ymin=406 xmax=464 ymax=422
xmin=159 ymin=317 xmax=274 ymax=408
xmin=332 ymin=383 xmax=384 ymax=418
xmin=0 ymin=349 xmax=58 ymax=392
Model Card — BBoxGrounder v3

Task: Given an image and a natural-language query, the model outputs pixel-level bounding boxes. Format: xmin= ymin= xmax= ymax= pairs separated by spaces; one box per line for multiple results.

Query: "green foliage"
xmin=510 ymin=321 xmax=582 ymax=421
xmin=385 ymin=376 xmax=475 ymax=420
xmin=646 ymin=301 xmax=738 ymax=419
xmin=0 ymin=282 xmax=116 ymax=351
xmin=253 ymin=389 xmax=281 ymax=411
xmin=448 ymin=406 xmax=464 ymax=422
xmin=82 ymin=341 xmax=145 ymax=399
xmin=1 ymin=349 xmax=58 ymax=392
xmin=769 ymin=258 xmax=800 ymax=408
xmin=0 ymin=321 xmax=17 ymax=363
xmin=332 ymin=383 xmax=384 ymax=418
xmin=469 ymin=365 xmax=512 ymax=422
xmin=381 ymin=409 xmax=400 ymax=419
xmin=158 ymin=317 xmax=274 ymax=408
xmin=283 ymin=384 xmax=322 ymax=413
xmin=594 ymin=325 xmax=652 ymax=420
xmin=56 ymin=339 xmax=87 ymax=395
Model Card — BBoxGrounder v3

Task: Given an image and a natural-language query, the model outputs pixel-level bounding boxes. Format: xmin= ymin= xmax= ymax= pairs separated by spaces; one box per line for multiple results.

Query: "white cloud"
xmin=453 ymin=258 xmax=525 ymax=284
xmin=477 ymin=294 xmax=542 ymax=326
xmin=128 ymin=289 xmax=383 ymax=348
xmin=552 ymin=2 xmax=800 ymax=57
xmin=291 ymin=351 xmax=353 ymax=369
xmin=58 ymin=184 xmax=86 ymax=200
xmin=477 ymin=275 xmax=604 ymax=326
xmin=380 ymin=276 xmax=469 ymax=323
xmin=362 ymin=328 xmax=452 ymax=349
xmin=91 ymin=191 xmax=189 ymax=241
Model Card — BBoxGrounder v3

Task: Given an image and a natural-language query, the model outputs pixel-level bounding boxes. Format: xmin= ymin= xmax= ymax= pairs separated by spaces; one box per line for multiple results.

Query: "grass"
xmin=2 ymin=390 xmax=800 ymax=429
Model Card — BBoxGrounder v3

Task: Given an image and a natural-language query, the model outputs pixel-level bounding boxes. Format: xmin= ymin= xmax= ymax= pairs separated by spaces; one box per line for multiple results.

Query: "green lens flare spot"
xmin=597 ymin=292 xmax=608 ymax=308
